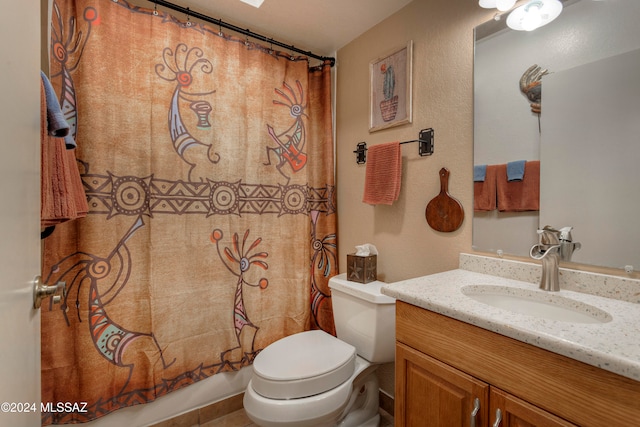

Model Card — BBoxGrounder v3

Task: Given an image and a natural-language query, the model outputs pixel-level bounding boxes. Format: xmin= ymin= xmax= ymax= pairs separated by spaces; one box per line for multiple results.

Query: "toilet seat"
xmin=251 ymin=330 xmax=356 ymax=399
xmin=244 ymin=356 xmax=374 ymax=427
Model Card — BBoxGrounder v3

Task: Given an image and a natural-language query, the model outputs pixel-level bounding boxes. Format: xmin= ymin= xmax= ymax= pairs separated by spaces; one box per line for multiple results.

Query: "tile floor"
xmin=150 ymin=391 xmax=394 ymax=427
xmin=199 ymin=408 xmax=394 ymax=426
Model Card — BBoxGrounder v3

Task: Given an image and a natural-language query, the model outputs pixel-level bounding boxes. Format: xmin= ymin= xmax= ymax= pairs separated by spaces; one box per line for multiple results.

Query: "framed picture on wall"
xmin=369 ymin=40 xmax=413 ymax=132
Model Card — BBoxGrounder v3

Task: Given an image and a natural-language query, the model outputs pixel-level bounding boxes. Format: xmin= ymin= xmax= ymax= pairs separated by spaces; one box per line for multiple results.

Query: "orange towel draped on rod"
xmin=40 ymin=75 xmax=88 ymax=229
xmin=362 ymin=142 xmax=402 ymax=205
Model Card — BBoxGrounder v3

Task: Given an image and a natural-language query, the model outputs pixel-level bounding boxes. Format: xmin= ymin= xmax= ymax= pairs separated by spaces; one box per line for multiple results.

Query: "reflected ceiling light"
xmin=507 ymin=0 xmax=563 ymax=31
xmin=479 ymin=0 xmax=517 ymax=11
xmin=497 ymin=0 xmax=517 ymax=11
xmin=240 ymin=0 xmax=265 ymax=8
xmin=479 ymin=0 xmax=495 ymax=7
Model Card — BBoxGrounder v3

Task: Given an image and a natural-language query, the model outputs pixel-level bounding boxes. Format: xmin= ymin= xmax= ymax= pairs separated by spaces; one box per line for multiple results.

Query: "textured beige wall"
xmin=336 ymin=0 xmax=493 ymax=283
xmin=335 ymin=0 xmax=495 ymax=397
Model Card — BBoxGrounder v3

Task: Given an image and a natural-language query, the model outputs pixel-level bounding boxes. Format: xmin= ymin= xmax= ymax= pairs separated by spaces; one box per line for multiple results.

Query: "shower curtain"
xmin=41 ymin=0 xmax=337 ymax=423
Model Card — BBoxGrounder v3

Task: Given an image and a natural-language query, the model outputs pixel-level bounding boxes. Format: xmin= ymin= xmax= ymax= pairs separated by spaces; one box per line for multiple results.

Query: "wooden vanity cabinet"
xmin=396 ymin=343 xmax=573 ymax=427
xmin=396 ymin=342 xmax=489 ymax=426
xmin=395 ymin=301 xmax=640 ymax=427
xmin=489 ymin=387 xmax=575 ymax=427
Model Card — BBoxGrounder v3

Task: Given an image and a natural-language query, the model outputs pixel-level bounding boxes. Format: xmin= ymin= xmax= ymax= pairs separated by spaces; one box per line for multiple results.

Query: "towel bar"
xmin=354 ymin=128 xmax=434 ymax=164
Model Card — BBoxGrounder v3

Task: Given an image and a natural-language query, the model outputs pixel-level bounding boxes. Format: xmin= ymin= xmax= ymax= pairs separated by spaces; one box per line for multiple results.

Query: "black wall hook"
xmin=354 ymin=142 xmax=367 ymax=164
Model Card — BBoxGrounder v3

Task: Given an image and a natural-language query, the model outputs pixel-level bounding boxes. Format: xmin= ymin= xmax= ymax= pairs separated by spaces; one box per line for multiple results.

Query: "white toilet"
xmin=243 ymin=273 xmax=396 ymax=427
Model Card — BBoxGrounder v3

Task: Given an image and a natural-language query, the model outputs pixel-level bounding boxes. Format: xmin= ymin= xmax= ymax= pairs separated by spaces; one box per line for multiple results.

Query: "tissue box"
xmin=346 ymin=254 xmax=377 ymax=283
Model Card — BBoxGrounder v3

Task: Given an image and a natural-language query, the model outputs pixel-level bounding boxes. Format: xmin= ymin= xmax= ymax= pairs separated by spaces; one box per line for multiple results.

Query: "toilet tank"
xmin=328 ymin=273 xmax=396 ymax=363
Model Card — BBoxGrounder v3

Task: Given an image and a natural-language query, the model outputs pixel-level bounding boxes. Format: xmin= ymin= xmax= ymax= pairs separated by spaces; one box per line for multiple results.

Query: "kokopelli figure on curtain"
xmin=210 ymin=229 xmax=269 ymax=370
xmin=50 ymin=1 xmax=98 ymax=145
xmin=309 ymin=210 xmax=337 ymax=333
xmin=264 ymin=80 xmax=308 ymax=182
xmin=43 ymin=217 xmax=176 ymax=396
xmin=156 ymin=43 xmax=220 ymax=182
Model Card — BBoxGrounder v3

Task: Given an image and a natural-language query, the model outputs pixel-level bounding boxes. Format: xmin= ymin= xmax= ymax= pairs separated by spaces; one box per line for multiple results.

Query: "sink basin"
xmin=461 ymin=285 xmax=612 ymax=324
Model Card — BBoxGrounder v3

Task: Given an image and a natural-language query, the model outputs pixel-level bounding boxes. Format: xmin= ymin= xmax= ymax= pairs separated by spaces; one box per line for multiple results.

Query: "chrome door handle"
xmin=470 ymin=398 xmax=481 ymax=427
xmin=33 ymin=275 xmax=66 ymax=309
xmin=493 ymin=408 xmax=502 ymax=427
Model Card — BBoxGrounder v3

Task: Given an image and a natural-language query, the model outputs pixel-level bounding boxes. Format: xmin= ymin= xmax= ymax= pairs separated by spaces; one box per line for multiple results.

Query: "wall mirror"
xmin=473 ymin=0 xmax=640 ymax=271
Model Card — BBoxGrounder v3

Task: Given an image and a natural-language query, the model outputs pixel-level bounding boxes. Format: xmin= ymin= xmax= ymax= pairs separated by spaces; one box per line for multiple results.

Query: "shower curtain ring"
xmin=185 ymin=7 xmax=192 ymax=27
xmin=218 ymin=19 xmax=223 ymax=36
xmin=153 ymin=1 xmax=158 ymax=16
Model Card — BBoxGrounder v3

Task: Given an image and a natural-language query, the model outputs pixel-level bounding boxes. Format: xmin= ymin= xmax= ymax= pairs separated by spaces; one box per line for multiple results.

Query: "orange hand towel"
xmin=496 ymin=161 xmax=540 ymax=212
xmin=474 ymin=164 xmax=497 ymax=211
xmin=362 ymin=142 xmax=402 ymax=205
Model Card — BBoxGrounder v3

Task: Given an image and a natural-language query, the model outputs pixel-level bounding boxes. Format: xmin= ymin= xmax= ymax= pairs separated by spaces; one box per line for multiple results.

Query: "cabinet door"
xmin=396 ymin=343 xmax=489 ymax=427
xmin=489 ymin=387 xmax=577 ymax=427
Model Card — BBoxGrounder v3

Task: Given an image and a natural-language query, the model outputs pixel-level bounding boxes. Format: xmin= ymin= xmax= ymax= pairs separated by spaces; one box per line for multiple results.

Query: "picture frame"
xmin=369 ymin=40 xmax=413 ymax=132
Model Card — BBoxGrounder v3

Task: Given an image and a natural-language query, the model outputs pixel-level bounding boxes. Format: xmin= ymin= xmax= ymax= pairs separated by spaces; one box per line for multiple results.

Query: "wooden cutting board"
xmin=425 ymin=167 xmax=464 ymax=232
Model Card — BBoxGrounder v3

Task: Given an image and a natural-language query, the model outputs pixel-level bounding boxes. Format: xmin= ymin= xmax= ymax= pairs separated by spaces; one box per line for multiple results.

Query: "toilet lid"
xmin=251 ymin=330 xmax=356 ymax=399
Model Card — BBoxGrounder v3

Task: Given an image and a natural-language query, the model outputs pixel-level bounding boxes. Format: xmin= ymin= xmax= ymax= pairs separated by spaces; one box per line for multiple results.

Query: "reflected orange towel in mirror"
xmin=474 ymin=165 xmax=497 ymax=211
xmin=496 ymin=161 xmax=540 ymax=212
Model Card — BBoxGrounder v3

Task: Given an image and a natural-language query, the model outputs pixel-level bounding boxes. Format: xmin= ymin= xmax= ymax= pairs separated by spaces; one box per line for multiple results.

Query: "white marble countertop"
xmin=381 ymin=268 xmax=640 ymax=382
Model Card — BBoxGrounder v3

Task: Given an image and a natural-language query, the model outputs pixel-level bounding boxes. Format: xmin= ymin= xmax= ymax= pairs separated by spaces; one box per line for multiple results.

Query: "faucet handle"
xmin=537 ymin=227 xmax=560 ymax=245
xmin=558 ymin=226 xmax=574 ymax=242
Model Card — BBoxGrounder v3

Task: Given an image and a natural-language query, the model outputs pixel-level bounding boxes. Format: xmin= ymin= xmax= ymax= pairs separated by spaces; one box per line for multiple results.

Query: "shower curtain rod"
xmin=149 ymin=0 xmax=336 ymax=67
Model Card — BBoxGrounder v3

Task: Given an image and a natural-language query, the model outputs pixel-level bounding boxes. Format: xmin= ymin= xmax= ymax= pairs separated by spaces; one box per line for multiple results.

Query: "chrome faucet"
xmin=530 ymin=226 xmax=562 ymax=291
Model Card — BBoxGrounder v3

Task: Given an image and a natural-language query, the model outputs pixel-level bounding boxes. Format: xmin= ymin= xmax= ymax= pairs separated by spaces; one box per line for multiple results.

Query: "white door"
xmin=0 ymin=1 xmax=42 ymax=426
